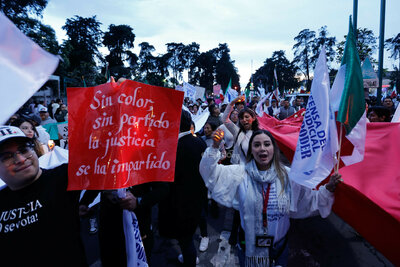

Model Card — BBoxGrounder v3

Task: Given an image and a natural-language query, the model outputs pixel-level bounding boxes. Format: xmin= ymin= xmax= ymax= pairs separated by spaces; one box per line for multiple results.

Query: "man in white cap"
xmin=39 ymin=107 xmax=56 ymax=126
xmin=0 ymin=126 xmax=87 ymax=266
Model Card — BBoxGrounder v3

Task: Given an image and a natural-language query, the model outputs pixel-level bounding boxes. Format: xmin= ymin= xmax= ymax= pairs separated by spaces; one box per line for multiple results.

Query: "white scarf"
xmin=243 ymin=160 xmax=291 ymax=266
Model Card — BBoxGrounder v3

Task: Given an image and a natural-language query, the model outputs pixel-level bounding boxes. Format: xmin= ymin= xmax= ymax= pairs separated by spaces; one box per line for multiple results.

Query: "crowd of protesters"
xmin=0 ymin=86 xmax=398 ymax=267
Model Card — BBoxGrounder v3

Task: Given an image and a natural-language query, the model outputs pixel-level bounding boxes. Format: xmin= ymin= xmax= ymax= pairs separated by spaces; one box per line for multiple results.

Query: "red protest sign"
xmin=67 ymin=80 xmax=184 ymax=190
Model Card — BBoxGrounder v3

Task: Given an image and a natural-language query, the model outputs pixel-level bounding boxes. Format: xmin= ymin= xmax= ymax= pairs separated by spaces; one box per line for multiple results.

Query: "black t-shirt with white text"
xmin=0 ymin=164 xmax=87 ymax=266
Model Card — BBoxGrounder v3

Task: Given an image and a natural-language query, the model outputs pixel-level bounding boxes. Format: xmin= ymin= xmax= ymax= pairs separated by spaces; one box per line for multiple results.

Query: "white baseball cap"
xmin=39 ymin=107 xmax=48 ymax=113
xmin=0 ymin=126 xmax=30 ymax=145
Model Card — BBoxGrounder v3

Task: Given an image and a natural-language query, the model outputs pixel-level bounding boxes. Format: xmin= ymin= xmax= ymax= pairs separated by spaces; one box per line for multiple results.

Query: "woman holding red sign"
xmin=200 ymin=129 xmax=341 ymax=267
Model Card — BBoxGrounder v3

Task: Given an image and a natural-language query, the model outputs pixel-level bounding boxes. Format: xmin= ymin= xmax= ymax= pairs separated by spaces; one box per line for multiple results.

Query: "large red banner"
xmin=67 ymin=80 xmax=184 ymax=190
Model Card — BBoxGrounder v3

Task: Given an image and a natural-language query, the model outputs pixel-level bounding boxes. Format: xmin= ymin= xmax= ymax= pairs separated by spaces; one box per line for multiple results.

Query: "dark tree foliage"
xmin=103 ymin=24 xmax=136 ymax=79
xmin=62 ymin=16 xmax=103 ymax=86
xmin=138 ymin=42 xmax=156 ymax=81
xmin=311 ymin=26 xmax=336 ymax=68
xmin=154 ymin=54 xmax=170 ymax=80
xmin=386 ymin=33 xmax=400 ymax=91
xmin=336 ymin=28 xmax=377 ymax=64
xmin=183 ymin=42 xmax=200 ymax=82
xmin=12 ymin=16 xmax=59 ymax=54
xmin=165 ymin=42 xmax=186 ymax=85
xmin=253 ymin=50 xmax=299 ymax=94
xmin=0 ymin=0 xmax=47 ymax=18
xmin=292 ymin=29 xmax=315 ymax=90
xmin=62 ymin=16 xmax=103 ymax=70
xmin=386 ymin=33 xmax=400 ymax=71
xmin=191 ymin=49 xmax=218 ymax=92
xmin=215 ymin=43 xmax=240 ymax=92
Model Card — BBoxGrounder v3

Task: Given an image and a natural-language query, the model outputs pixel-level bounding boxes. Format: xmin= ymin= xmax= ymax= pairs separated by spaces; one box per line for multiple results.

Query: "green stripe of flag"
xmin=337 ymin=17 xmax=366 ymax=135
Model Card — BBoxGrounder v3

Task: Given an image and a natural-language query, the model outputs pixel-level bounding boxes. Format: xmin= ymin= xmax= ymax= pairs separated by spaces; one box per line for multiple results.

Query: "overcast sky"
xmin=42 ymin=0 xmax=400 ymax=88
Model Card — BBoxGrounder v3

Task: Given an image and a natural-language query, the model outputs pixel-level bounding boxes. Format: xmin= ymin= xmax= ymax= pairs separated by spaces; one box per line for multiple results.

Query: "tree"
xmin=12 ymin=16 xmax=59 ymax=54
xmin=183 ymin=42 xmax=200 ymax=82
xmin=62 ymin=16 xmax=103 ymax=86
xmin=154 ymin=54 xmax=169 ymax=81
xmin=292 ymin=29 xmax=316 ymax=90
xmin=215 ymin=43 xmax=240 ymax=92
xmin=386 ymin=33 xmax=400 ymax=92
xmin=137 ymin=42 xmax=156 ymax=81
xmin=311 ymin=26 xmax=336 ymax=68
xmin=165 ymin=42 xmax=186 ymax=85
xmin=0 ymin=0 xmax=47 ymax=18
xmin=386 ymin=33 xmax=400 ymax=71
xmin=336 ymin=28 xmax=377 ymax=63
xmin=62 ymin=16 xmax=103 ymax=69
xmin=191 ymin=49 xmax=218 ymax=92
xmin=103 ymin=24 xmax=136 ymax=79
xmin=253 ymin=50 xmax=299 ymax=94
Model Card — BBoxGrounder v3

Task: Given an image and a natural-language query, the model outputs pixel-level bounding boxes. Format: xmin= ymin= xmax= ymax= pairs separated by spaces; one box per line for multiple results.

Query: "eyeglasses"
xmin=0 ymin=146 xmax=34 ymax=167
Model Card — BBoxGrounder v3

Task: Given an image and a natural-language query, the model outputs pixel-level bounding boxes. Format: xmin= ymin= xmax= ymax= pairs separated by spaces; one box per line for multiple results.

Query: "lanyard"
xmin=262 ymin=183 xmax=271 ymax=228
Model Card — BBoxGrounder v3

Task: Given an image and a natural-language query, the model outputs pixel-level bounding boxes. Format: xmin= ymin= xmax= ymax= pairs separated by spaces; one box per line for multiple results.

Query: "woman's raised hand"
xmin=231 ymin=95 xmax=245 ymax=106
xmin=212 ymin=128 xmax=224 ymax=148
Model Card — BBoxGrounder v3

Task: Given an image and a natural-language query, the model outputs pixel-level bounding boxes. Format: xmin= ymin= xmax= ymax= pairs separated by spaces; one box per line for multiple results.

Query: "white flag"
xmin=255 ymin=95 xmax=268 ymax=117
xmin=118 ymin=188 xmax=148 ymax=267
xmin=226 ymin=88 xmax=238 ymax=103
xmin=392 ymin=102 xmax=400 ymax=122
xmin=192 ymin=109 xmax=210 ymax=133
xmin=289 ymin=48 xmax=337 ymax=188
xmin=0 ymin=12 xmax=59 ymax=124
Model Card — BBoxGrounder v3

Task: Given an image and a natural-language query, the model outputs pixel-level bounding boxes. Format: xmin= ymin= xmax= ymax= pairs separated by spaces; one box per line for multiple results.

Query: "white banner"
xmin=289 ymin=48 xmax=337 ymax=188
xmin=117 ymin=188 xmax=148 ymax=267
xmin=192 ymin=109 xmax=210 ymax=133
xmin=0 ymin=12 xmax=59 ymax=124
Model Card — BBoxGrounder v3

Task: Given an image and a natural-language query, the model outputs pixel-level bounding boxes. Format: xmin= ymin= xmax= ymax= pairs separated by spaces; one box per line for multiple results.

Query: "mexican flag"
xmin=224 ymin=78 xmax=232 ymax=94
xmin=331 ymin=17 xmax=367 ymax=166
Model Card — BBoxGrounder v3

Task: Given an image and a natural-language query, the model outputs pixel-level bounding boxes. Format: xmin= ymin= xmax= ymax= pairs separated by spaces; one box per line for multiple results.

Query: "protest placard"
xmin=194 ymin=86 xmax=205 ymax=101
xmin=57 ymin=122 xmax=68 ymax=140
xmin=67 ymin=80 xmax=184 ymax=190
xmin=183 ymin=81 xmax=196 ymax=101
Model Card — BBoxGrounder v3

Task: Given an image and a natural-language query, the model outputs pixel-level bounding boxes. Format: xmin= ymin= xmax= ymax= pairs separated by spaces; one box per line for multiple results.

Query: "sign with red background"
xmin=67 ymin=80 xmax=184 ymax=190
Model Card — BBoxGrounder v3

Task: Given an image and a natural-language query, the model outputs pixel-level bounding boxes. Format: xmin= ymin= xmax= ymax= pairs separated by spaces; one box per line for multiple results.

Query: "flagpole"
xmin=353 ymin=0 xmax=358 ymax=38
xmin=377 ymin=0 xmax=386 ymax=105
xmin=335 ymin=123 xmax=344 ymax=173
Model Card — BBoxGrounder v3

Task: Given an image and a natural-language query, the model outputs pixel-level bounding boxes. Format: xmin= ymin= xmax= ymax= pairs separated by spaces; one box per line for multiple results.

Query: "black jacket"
xmin=158 ymin=134 xmax=207 ymax=239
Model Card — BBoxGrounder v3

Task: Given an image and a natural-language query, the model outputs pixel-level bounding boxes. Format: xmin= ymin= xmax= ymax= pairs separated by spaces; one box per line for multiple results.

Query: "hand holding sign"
xmin=67 ymin=80 xmax=184 ymax=190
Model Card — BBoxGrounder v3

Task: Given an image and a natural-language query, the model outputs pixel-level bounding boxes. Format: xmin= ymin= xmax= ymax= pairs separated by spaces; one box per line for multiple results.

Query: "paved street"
xmin=81 ymin=203 xmax=394 ymax=267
